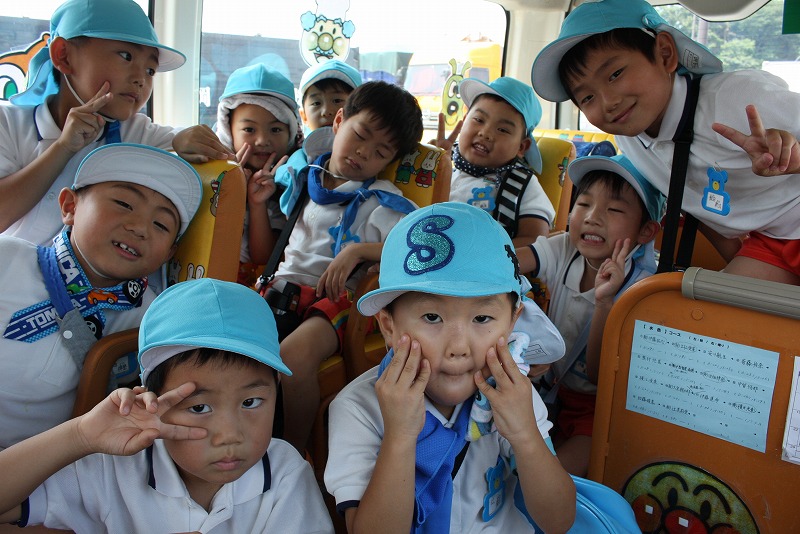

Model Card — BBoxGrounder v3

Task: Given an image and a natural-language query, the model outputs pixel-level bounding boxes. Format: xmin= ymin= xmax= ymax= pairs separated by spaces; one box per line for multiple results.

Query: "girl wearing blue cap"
xmin=515 ymin=155 xmax=664 ymax=477
xmin=0 ymin=0 xmax=234 ymax=248
xmin=0 ymin=279 xmax=333 ymax=533
xmin=531 ymin=0 xmax=800 ymax=285
xmin=439 ymin=77 xmax=555 ymax=247
xmin=325 ymin=202 xmax=575 ymax=533
xmin=214 ymin=64 xmax=300 ymax=286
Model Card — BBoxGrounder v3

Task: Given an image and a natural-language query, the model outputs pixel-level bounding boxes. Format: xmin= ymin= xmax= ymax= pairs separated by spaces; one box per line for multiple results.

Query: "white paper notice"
xmin=781 ymin=357 xmax=800 ymax=464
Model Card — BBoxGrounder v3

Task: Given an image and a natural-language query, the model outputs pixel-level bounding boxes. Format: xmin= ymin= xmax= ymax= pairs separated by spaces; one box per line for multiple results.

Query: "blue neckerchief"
xmin=307 ymin=153 xmax=416 ymax=256
xmin=452 ymin=143 xmax=516 ymax=180
xmin=377 ymin=351 xmax=474 ymax=533
xmin=3 ymin=230 xmax=146 ymax=343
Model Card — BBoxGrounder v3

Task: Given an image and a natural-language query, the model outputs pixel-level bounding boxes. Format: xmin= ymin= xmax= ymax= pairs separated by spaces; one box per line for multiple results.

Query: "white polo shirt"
xmin=0 ymin=237 xmax=155 ymax=449
xmin=23 ymin=438 xmax=334 ymax=533
xmin=325 ymin=366 xmax=554 ymax=533
xmin=0 ymin=99 xmax=177 ymax=245
xmin=617 ymin=70 xmax=800 ymax=240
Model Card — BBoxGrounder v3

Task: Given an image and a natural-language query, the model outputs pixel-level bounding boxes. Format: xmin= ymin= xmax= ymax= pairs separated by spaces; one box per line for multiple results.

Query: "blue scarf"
xmin=377 ymin=351 xmax=473 ymax=533
xmin=3 ymin=230 xmax=146 ymax=343
xmin=306 ymin=153 xmax=416 ymax=255
xmin=452 ymin=143 xmax=516 ymax=180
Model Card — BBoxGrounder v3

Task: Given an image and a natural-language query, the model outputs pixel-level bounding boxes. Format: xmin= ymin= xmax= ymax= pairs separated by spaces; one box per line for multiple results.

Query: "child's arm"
xmin=514 ymin=243 xmax=540 ymax=275
xmin=172 ymin=125 xmax=236 ymax=164
xmin=0 ymin=384 xmax=206 ymax=524
xmin=316 ymin=242 xmax=383 ymax=301
xmin=585 ymin=239 xmax=631 ymax=385
xmin=243 ymin=149 xmax=288 ymax=265
xmin=476 ymin=338 xmax=576 ymax=533
xmin=712 ymin=104 xmax=800 ymax=176
xmin=0 ymin=85 xmax=113 ymax=232
xmin=513 ymin=218 xmax=551 ymax=248
xmin=346 ymin=335 xmax=430 ymax=534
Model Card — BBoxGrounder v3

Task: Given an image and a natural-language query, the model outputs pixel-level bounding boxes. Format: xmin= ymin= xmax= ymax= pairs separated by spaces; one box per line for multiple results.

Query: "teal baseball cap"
xmin=11 ymin=0 xmax=185 ymax=107
xmin=358 ymin=202 xmax=524 ymax=316
xmin=219 ymin=63 xmax=297 ymax=111
xmin=569 ymin=154 xmax=666 ymax=222
xmin=531 ymin=0 xmax=722 ymax=103
xmin=139 ymin=278 xmax=291 ymax=385
xmin=459 ymin=77 xmax=543 ymax=173
xmin=299 ymin=59 xmax=362 ymax=99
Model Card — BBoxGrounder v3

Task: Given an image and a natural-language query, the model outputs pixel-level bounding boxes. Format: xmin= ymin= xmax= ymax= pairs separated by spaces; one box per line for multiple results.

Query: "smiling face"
xmin=230 ymin=103 xmax=291 ymax=172
xmin=377 ymin=292 xmax=520 ymax=418
xmin=159 ymin=355 xmax=277 ymax=509
xmin=301 ymin=82 xmax=351 ymax=130
xmin=566 ymin=34 xmax=678 ymax=138
xmin=327 ymin=108 xmax=399 ymax=185
xmin=60 ymin=181 xmax=179 ymax=287
xmin=457 ymin=95 xmax=530 ymax=169
xmin=56 ymin=37 xmax=159 ymax=121
xmin=568 ymin=177 xmax=656 ymax=268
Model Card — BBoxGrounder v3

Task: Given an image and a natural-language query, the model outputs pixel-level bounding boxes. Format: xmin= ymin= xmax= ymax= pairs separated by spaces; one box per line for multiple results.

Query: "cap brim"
xmin=459 ymin=78 xmax=496 ymax=108
xmin=531 ymin=34 xmax=593 ymax=103
xmin=78 ymin=32 xmax=186 ymax=71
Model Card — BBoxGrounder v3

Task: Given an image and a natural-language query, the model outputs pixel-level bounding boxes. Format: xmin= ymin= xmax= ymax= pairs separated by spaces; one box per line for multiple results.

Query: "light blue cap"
xmin=73 ymin=143 xmax=203 ymax=238
xmin=531 ymin=0 xmax=722 ymax=103
xmin=299 ymin=59 xmax=362 ymax=99
xmin=219 ymin=63 xmax=297 ymax=110
xmin=569 ymin=154 xmax=666 ymax=222
xmin=139 ymin=279 xmax=291 ymax=385
xmin=10 ymin=0 xmax=185 ymax=107
xmin=358 ymin=202 xmax=524 ymax=316
xmin=459 ymin=77 xmax=543 ymax=173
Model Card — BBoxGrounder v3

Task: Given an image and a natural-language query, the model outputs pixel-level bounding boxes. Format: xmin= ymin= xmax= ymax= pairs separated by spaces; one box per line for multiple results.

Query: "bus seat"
xmin=535 ymin=136 xmax=576 ymax=232
xmin=653 ymin=215 xmax=728 ymax=271
xmin=70 ymin=160 xmax=246 ymax=418
xmin=591 ymin=269 xmax=800 ymax=533
xmin=534 ymin=128 xmax=618 ymax=151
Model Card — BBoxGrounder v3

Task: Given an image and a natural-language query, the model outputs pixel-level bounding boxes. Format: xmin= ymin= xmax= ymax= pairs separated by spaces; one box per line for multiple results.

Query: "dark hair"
xmin=574 ymin=169 xmax=650 ymax=226
xmin=144 ymin=347 xmax=276 ymax=394
xmin=383 ymin=290 xmax=519 ymax=315
xmin=559 ymin=28 xmax=657 ymax=103
xmin=470 ymin=93 xmax=528 ymax=141
xmin=302 ymin=78 xmax=355 ymax=104
xmin=342 ymin=81 xmax=423 ymax=158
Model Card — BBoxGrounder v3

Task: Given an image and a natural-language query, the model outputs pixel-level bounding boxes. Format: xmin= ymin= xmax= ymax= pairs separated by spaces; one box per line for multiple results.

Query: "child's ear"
xmin=331 ymin=108 xmax=345 ymax=133
xmin=375 ymin=308 xmax=396 ymax=348
xmin=638 ymin=219 xmax=661 ymax=244
xmin=654 ymin=32 xmax=679 ymax=73
xmin=298 ymin=107 xmax=308 ymax=124
xmin=49 ymin=37 xmax=73 ymax=75
xmin=517 ymin=136 xmax=532 ymax=159
xmin=58 ymin=187 xmax=78 ymax=226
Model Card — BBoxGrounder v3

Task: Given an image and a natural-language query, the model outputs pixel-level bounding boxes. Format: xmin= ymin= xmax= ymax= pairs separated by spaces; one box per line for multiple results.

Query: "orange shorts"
xmin=554 ymin=387 xmax=597 ymax=439
xmin=737 ymin=233 xmax=800 ymax=276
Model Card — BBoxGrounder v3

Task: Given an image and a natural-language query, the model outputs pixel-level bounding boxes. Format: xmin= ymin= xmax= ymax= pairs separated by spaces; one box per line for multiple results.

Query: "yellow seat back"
xmin=534 ymin=136 xmax=576 ymax=232
xmin=376 ymin=142 xmax=450 ymax=206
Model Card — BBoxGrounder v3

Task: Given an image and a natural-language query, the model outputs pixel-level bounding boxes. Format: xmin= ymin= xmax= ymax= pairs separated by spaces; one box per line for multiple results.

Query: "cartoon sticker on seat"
xmin=622 ymin=461 xmax=758 ymax=533
xmin=441 ymin=58 xmax=470 ymax=129
xmin=415 ymin=150 xmax=440 ymax=188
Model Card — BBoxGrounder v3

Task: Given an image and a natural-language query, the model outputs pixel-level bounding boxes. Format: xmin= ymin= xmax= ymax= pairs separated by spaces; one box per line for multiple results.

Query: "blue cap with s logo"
xmin=358 ymin=202 xmax=524 ymax=316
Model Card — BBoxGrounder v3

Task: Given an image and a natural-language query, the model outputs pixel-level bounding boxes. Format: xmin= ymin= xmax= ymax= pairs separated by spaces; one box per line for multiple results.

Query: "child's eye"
xmin=474 ymin=315 xmax=493 ymax=324
xmin=579 ymin=94 xmax=594 ymax=106
xmin=114 ymin=199 xmax=133 ymax=210
xmin=146 ymin=68 xmax=156 ymax=77
xmin=609 ymin=68 xmax=623 ymax=81
xmin=153 ymin=220 xmax=172 ymax=233
xmin=118 ymin=51 xmax=132 ymax=61
xmin=271 ymin=126 xmax=285 ymax=134
xmin=332 ymin=98 xmax=345 ymax=105
xmin=189 ymin=404 xmax=211 ymax=414
xmin=422 ymin=313 xmax=442 ymax=324
xmin=498 ymin=127 xmax=510 ymax=135
xmin=242 ymin=127 xmax=255 ymax=133
xmin=376 ymin=150 xmax=386 ymax=159
xmin=575 ymin=201 xmax=590 ymax=208
xmin=242 ymin=398 xmax=264 ymax=409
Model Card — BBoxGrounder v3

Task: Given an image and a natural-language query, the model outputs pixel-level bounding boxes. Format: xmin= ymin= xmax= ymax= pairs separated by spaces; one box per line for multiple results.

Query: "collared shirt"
xmin=25 ymin=439 xmax=333 ymax=533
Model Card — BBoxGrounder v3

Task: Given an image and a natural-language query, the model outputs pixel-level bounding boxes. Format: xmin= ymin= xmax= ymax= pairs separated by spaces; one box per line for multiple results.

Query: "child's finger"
xmin=81 ymin=82 xmax=112 ymax=112
xmin=158 ymin=422 xmax=208 ymax=442
xmin=744 ymin=104 xmax=767 ymax=139
xmin=381 ymin=335 xmax=411 ymax=383
xmin=236 ymin=143 xmax=251 ymax=166
xmin=712 ymin=121 xmax=749 ymax=150
xmin=154 ymin=382 xmax=197 ymax=414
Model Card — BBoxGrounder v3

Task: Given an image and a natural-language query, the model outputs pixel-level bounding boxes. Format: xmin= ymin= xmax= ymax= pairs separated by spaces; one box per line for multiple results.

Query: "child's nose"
xmin=210 ymin=414 xmax=245 ymax=446
xmin=446 ymin=325 xmax=470 ymax=358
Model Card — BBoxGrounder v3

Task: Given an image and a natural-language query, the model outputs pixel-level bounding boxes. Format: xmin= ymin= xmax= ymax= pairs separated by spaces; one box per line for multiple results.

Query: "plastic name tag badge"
xmin=702 ymin=165 xmax=730 ymax=216
xmin=482 ymin=457 xmax=506 ymax=521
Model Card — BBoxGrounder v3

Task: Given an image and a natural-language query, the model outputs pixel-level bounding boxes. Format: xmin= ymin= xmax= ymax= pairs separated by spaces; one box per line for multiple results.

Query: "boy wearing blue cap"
xmin=0 ymin=0 xmax=234 ymax=247
xmin=214 ymin=64 xmax=300 ymax=286
xmin=0 ymin=279 xmax=334 ymax=533
xmin=325 ymin=202 xmax=575 ymax=533
xmin=0 ymin=143 xmax=203 ymax=450
xmin=442 ymin=77 xmax=555 ymax=246
xmin=515 ymin=155 xmax=664 ymax=477
xmin=271 ymin=81 xmax=423 ymax=454
xmin=531 ymin=0 xmax=800 ymax=285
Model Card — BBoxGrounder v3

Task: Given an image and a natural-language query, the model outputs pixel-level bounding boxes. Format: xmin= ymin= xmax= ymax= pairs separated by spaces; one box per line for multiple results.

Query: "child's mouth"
xmin=114 ymin=241 xmax=140 ymax=257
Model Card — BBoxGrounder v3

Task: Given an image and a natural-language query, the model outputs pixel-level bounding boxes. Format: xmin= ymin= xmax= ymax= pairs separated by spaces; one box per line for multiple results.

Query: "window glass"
xmin=578 ymin=0 xmax=800 ymax=130
xmin=200 ymin=0 xmax=507 ymax=134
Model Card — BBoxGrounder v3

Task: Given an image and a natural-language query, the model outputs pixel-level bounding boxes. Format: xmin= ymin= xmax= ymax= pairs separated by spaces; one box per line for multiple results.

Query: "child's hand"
xmin=76 ymin=383 xmax=207 ymax=457
xmin=173 ymin=125 xmax=236 ymax=163
xmin=712 ymin=104 xmax=800 ymax=176
xmin=58 ymin=82 xmax=113 ymax=153
xmin=428 ymin=113 xmax=462 ymax=154
xmin=316 ymin=244 xmax=361 ymax=301
xmin=475 ymin=337 xmax=537 ymax=445
xmin=375 ymin=335 xmax=430 ymax=440
xmin=594 ymin=238 xmax=631 ymax=304
xmin=241 ymin=147 xmax=286 ymax=207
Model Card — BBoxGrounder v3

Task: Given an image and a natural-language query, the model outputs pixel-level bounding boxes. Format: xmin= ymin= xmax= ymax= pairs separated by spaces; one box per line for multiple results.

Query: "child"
xmin=214 ymin=63 xmax=299 ymax=286
xmin=531 ymin=0 xmax=800 ymax=284
xmin=275 ymin=59 xmax=362 ymax=218
xmin=515 ymin=155 xmax=664 ymax=476
xmin=324 ymin=202 xmax=575 ymax=533
xmin=268 ymin=80 xmax=422 ymax=453
xmin=0 ymin=0 xmax=233 ymax=247
xmin=0 ymin=278 xmax=334 ymax=533
xmin=0 ymin=143 xmax=202 ymax=449
xmin=444 ymin=77 xmax=556 ymax=246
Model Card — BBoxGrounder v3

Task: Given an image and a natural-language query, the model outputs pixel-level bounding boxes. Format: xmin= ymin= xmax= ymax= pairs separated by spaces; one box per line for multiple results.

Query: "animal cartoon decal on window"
xmin=299 ymin=0 xmax=356 ymax=66
xmin=441 ymin=58 xmax=471 ymax=129
xmin=0 ymin=33 xmax=49 ymax=102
